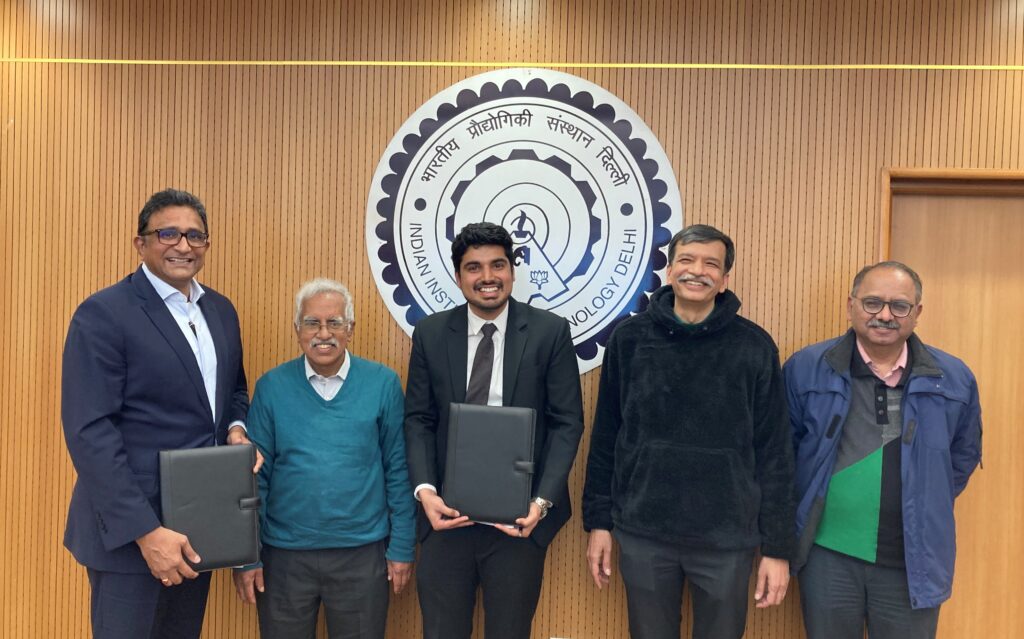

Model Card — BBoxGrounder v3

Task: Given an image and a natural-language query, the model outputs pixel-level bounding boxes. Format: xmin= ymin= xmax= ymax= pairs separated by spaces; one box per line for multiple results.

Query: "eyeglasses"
xmin=854 ymin=296 xmax=915 ymax=318
xmin=140 ymin=228 xmax=210 ymax=248
xmin=299 ymin=318 xmax=351 ymax=334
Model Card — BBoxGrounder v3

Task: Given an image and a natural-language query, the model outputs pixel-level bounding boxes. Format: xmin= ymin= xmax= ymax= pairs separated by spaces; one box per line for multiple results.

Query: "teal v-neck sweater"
xmin=247 ymin=355 xmax=415 ymax=562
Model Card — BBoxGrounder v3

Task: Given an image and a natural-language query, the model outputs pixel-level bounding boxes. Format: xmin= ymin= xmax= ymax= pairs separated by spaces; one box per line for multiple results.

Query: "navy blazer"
xmin=403 ymin=299 xmax=584 ymax=547
xmin=62 ymin=266 xmax=249 ymax=573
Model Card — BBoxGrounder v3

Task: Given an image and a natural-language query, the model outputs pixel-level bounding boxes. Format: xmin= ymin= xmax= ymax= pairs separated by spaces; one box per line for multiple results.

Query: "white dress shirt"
xmin=415 ymin=303 xmax=510 ymax=501
xmin=141 ymin=263 xmax=218 ymax=420
xmin=464 ymin=303 xmax=508 ymax=407
xmin=304 ymin=351 xmax=351 ymax=401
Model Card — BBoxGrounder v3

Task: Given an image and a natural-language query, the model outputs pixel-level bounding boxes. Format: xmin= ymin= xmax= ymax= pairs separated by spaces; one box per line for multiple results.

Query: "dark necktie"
xmin=465 ymin=323 xmax=497 ymax=405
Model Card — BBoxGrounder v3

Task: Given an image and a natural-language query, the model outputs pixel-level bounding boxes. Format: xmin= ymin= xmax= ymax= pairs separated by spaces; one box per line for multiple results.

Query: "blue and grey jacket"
xmin=784 ymin=330 xmax=982 ymax=609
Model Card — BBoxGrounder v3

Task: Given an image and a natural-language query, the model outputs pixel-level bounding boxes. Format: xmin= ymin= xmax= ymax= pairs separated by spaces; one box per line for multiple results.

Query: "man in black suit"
xmin=404 ymin=222 xmax=584 ymax=639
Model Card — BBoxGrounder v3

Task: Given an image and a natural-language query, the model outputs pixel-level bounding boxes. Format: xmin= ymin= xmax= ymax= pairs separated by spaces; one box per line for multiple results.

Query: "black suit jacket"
xmin=62 ymin=266 xmax=249 ymax=573
xmin=404 ymin=299 xmax=584 ymax=547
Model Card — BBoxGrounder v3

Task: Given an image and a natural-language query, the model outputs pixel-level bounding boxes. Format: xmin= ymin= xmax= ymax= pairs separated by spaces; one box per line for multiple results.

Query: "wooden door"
xmin=889 ymin=176 xmax=1024 ymax=638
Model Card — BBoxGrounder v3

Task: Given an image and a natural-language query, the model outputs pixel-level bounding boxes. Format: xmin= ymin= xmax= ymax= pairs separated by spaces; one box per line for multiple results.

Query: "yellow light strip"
xmin=2 ymin=58 xmax=1024 ymax=70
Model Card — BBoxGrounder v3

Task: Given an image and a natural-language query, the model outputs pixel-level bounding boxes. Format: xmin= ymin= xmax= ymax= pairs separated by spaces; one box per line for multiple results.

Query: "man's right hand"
xmin=135 ymin=526 xmax=201 ymax=586
xmin=419 ymin=489 xmax=474 ymax=530
xmin=586 ymin=529 xmax=614 ymax=589
xmin=226 ymin=426 xmax=264 ymax=474
xmin=233 ymin=567 xmax=265 ymax=604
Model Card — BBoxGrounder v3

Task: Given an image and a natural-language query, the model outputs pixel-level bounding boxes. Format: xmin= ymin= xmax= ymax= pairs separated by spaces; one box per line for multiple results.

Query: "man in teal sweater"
xmin=232 ymin=278 xmax=416 ymax=639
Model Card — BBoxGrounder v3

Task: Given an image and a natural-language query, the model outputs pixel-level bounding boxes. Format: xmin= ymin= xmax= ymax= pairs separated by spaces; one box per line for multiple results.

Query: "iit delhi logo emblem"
xmin=366 ymin=69 xmax=683 ymax=374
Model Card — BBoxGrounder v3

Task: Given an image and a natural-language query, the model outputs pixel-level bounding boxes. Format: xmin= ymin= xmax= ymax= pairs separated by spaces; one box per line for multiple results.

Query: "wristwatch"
xmin=532 ymin=497 xmax=553 ymax=520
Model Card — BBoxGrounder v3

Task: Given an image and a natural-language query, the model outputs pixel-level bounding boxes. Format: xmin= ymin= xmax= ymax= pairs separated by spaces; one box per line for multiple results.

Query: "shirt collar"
xmin=141 ymin=262 xmax=205 ymax=303
xmin=466 ymin=303 xmax=509 ymax=337
xmin=855 ymin=338 xmax=909 ymax=383
xmin=304 ymin=351 xmax=351 ymax=381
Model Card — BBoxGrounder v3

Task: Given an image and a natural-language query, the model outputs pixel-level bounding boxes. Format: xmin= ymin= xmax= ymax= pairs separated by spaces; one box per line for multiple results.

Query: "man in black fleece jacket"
xmin=582 ymin=224 xmax=795 ymax=639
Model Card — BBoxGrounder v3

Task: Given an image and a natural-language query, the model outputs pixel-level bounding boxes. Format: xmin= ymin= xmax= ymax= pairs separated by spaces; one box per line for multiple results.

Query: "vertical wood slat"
xmin=2 ymin=1 xmax=1023 ymax=637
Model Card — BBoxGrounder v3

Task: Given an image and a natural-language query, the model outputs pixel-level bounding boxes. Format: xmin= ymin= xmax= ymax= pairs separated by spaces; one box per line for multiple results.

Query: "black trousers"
xmin=255 ymin=541 xmax=390 ymax=639
xmin=615 ymin=529 xmax=755 ymax=639
xmin=799 ymin=545 xmax=940 ymax=639
xmin=87 ymin=568 xmax=211 ymax=639
xmin=416 ymin=525 xmax=548 ymax=639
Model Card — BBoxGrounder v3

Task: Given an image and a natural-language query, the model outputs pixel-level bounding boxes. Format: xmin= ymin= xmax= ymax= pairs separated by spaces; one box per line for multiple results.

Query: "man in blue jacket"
xmin=785 ymin=261 xmax=982 ymax=639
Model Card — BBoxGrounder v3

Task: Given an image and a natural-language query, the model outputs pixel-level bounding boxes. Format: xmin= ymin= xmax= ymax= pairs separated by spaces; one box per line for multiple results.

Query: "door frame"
xmin=879 ymin=167 xmax=1024 ymax=259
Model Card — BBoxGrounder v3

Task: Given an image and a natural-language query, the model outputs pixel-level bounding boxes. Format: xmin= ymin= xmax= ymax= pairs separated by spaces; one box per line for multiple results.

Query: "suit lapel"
xmin=447 ymin=306 xmax=468 ymax=403
xmin=132 ymin=267 xmax=215 ymax=422
xmin=197 ymin=294 xmax=227 ymax=425
xmin=503 ymin=300 xmax=528 ymax=403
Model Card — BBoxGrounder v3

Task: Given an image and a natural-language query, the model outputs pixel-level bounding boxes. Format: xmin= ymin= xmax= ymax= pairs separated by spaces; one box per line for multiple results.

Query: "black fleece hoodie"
xmin=582 ymin=285 xmax=796 ymax=559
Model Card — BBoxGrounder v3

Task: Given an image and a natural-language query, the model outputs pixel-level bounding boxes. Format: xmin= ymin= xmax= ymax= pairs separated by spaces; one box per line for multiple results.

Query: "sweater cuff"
xmin=760 ymin=540 xmax=795 ymax=561
xmin=234 ymin=561 xmax=263 ymax=571
xmin=385 ymin=547 xmax=416 ymax=563
xmin=582 ymin=514 xmax=614 ymax=533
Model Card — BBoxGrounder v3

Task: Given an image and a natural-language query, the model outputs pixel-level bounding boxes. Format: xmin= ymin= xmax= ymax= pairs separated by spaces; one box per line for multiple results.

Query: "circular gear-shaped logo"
xmin=366 ymin=68 xmax=683 ymax=373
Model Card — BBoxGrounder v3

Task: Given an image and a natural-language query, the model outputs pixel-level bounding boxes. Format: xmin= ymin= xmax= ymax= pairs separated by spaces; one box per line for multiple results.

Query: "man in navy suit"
xmin=62 ymin=188 xmax=254 ymax=639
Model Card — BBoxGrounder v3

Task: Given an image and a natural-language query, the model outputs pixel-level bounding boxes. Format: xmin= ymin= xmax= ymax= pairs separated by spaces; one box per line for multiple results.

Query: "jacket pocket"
xmin=915 ymin=408 xmax=954 ymax=451
xmin=133 ymin=471 xmax=161 ymax=519
xmin=617 ymin=442 xmax=757 ymax=541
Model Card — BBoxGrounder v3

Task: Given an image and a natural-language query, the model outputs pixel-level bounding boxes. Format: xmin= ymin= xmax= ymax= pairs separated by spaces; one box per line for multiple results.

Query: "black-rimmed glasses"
xmin=140 ymin=228 xmax=210 ymax=248
xmin=853 ymin=296 xmax=915 ymax=318
xmin=299 ymin=318 xmax=351 ymax=334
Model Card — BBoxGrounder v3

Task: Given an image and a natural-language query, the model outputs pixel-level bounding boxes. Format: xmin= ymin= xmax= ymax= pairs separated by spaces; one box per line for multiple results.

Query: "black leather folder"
xmin=159 ymin=444 xmax=260 ymax=571
xmin=442 ymin=403 xmax=536 ymax=525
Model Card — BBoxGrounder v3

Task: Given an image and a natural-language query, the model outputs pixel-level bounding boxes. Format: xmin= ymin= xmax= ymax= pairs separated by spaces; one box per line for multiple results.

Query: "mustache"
xmin=310 ymin=337 xmax=339 ymax=347
xmin=677 ymin=274 xmax=714 ymax=287
xmin=867 ymin=318 xmax=901 ymax=330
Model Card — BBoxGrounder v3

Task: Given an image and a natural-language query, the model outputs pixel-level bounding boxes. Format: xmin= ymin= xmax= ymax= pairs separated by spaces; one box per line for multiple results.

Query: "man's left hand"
xmin=500 ymin=502 xmax=542 ymax=539
xmin=387 ymin=560 xmax=413 ymax=594
xmin=754 ymin=556 xmax=790 ymax=608
xmin=227 ymin=426 xmax=264 ymax=473
xmin=232 ymin=567 xmax=264 ymax=604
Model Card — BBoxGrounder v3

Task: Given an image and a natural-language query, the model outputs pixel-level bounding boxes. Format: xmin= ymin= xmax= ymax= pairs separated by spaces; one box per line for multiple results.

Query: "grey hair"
xmin=294 ymin=278 xmax=355 ymax=327
xmin=850 ymin=261 xmax=923 ymax=303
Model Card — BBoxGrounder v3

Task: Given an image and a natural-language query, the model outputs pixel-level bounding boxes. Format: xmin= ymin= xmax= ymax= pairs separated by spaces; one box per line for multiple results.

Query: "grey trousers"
xmin=255 ymin=541 xmax=389 ymax=639
xmin=615 ymin=529 xmax=756 ymax=639
xmin=799 ymin=544 xmax=940 ymax=639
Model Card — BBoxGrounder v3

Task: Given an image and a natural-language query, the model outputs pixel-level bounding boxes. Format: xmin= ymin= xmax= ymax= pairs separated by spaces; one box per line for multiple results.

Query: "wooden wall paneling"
xmin=36 ymin=56 xmax=55 ymax=636
xmin=6 ymin=49 xmax=24 ymax=634
xmin=3 ymin=51 xmax=18 ymax=635
xmin=4 ymin=58 xmax=25 ymax=639
xmin=3 ymin=0 xmax=1024 ymax=637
